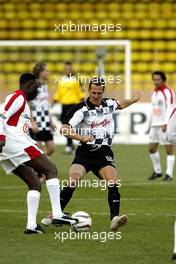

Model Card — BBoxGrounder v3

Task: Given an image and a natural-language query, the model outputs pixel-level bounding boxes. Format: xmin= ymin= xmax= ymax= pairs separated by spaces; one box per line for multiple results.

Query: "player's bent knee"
xmin=149 ymin=146 xmax=157 ymax=153
xmin=166 ymin=149 xmax=174 ymax=155
xmin=68 ymin=173 xmax=81 ymax=187
xmin=46 ymin=147 xmax=55 ymax=156
xmin=29 ymin=178 xmax=41 ymax=192
xmin=45 ymin=163 xmax=58 ymax=179
xmin=69 ymin=181 xmax=78 ymax=188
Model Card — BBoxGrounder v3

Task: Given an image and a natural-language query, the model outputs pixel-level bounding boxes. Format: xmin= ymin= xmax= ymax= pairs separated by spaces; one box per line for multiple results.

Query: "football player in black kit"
xmin=41 ymin=77 xmax=140 ymax=231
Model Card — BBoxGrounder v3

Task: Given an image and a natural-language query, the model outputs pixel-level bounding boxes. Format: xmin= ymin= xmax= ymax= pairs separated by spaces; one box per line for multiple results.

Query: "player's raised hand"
xmin=132 ymin=91 xmax=141 ymax=102
xmin=118 ymin=91 xmax=141 ymax=109
xmin=81 ymin=135 xmax=95 ymax=143
xmin=0 ymin=140 xmax=5 ymax=153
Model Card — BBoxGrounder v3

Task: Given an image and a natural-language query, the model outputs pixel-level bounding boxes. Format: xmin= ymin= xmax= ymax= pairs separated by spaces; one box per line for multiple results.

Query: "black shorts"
xmin=30 ymin=129 xmax=53 ymax=142
xmin=72 ymin=145 xmax=116 ymax=177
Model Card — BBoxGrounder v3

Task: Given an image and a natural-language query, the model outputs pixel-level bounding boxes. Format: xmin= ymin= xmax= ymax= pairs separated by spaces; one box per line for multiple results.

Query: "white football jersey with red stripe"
xmin=151 ymin=84 xmax=175 ymax=127
xmin=0 ymin=90 xmax=37 ymax=160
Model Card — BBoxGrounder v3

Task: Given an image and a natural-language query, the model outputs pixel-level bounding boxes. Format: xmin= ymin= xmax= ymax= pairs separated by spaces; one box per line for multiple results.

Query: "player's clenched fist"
xmin=81 ymin=135 xmax=94 ymax=143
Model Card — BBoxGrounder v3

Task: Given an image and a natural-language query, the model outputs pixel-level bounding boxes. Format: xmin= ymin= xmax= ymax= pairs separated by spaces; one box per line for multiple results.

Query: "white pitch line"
xmin=0 ymin=197 xmax=176 ymax=202
xmin=0 ymin=181 xmax=175 ymax=190
xmin=0 ymin=209 xmax=176 ymax=217
xmin=123 ymin=182 xmax=176 ymax=186
xmin=0 ymin=186 xmax=26 ymax=190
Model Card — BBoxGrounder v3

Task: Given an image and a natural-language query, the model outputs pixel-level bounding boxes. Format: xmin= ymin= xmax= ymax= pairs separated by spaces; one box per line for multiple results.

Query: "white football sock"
xmin=26 ymin=190 xmax=40 ymax=230
xmin=46 ymin=178 xmax=63 ymax=219
xmin=166 ymin=155 xmax=175 ymax=178
xmin=174 ymin=221 xmax=176 ymax=253
xmin=150 ymin=151 xmax=162 ymax=174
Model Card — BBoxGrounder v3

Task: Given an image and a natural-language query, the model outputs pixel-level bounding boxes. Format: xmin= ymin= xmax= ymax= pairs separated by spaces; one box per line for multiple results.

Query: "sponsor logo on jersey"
xmin=23 ymin=123 xmax=29 ymax=133
xmin=105 ymin=155 xmax=113 ymax=162
xmin=91 ymin=118 xmax=110 ymax=128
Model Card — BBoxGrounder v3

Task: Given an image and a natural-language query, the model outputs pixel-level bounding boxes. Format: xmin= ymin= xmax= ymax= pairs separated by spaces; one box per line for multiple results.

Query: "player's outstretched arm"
xmin=118 ymin=91 xmax=141 ymax=110
xmin=60 ymin=124 xmax=94 ymax=143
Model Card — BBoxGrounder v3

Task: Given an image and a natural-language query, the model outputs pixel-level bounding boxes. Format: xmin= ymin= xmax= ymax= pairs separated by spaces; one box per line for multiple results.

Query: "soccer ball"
xmin=71 ymin=211 xmax=92 ymax=232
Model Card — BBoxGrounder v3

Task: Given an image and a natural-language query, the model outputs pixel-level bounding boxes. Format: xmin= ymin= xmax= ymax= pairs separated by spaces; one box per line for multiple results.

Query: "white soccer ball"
xmin=71 ymin=211 xmax=92 ymax=232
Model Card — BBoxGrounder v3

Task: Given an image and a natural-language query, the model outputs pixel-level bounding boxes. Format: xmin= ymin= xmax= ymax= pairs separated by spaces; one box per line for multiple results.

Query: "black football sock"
xmin=60 ymin=186 xmax=75 ymax=211
xmin=108 ymin=185 xmax=121 ymax=220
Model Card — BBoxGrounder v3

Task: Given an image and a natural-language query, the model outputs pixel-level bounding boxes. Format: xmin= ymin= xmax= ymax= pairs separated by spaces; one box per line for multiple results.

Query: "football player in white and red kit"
xmin=148 ymin=71 xmax=175 ymax=181
xmin=0 ymin=73 xmax=77 ymax=234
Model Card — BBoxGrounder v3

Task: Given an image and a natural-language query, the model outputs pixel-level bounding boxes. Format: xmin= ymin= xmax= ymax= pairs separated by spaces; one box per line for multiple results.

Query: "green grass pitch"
xmin=0 ymin=145 xmax=175 ymax=264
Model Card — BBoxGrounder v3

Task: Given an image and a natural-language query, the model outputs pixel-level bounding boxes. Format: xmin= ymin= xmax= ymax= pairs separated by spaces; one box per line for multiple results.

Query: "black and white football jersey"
xmin=64 ymin=97 xmax=119 ymax=147
xmin=31 ymin=84 xmax=51 ymax=131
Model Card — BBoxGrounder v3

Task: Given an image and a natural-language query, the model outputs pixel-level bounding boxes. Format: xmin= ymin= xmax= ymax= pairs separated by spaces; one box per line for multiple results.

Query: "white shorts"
xmin=149 ymin=126 xmax=171 ymax=145
xmin=0 ymin=145 xmax=43 ymax=174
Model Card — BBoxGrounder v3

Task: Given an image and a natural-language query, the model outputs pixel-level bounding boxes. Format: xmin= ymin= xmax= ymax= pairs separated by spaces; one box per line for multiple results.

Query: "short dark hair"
xmin=152 ymin=71 xmax=167 ymax=82
xmin=65 ymin=61 xmax=72 ymax=66
xmin=33 ymin=61 xmax=46 ymax=78
xmin=20 ymin=73 xmax=37 ymax=85
xmin=89 ymin=77 xmax=105 ymax=90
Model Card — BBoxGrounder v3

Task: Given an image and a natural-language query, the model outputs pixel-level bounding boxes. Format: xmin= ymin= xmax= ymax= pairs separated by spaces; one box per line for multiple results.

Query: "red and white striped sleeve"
xmin=0 ymin=91 xmax=26 ymax=141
